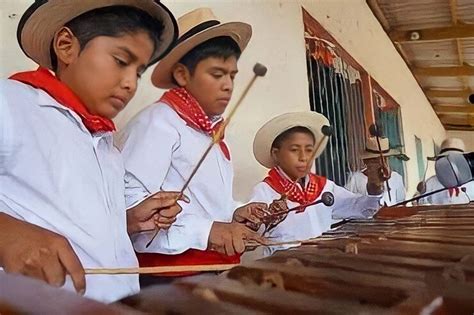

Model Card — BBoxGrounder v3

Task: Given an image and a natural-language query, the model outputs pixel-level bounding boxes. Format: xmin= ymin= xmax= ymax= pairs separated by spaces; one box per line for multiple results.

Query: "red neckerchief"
xmin=9 ymin=67 xmax=115 ymax=133
xmin=160 ymin=87 xmax=230 ymax=160
xmin=264 ymin=167 xmax=327 ymax=212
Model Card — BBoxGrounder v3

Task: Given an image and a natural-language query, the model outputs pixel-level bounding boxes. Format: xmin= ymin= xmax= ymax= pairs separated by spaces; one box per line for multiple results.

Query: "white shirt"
xmin=418 ymin=175 xmax=474 ymax=205
xmin=249 ymin=174 xmax=381 ymax=255
xmin=345 ymin=170 xmax=406 ymax=206
xmin=0 ymin=79 xmax=139 ymax=302
xmin=116 ymin=102 xmax=237 ymax=254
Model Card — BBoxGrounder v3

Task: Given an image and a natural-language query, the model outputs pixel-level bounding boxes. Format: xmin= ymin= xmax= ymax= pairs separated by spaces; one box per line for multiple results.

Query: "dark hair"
xmin=178 ymin=36 xmax=241 ymax=74
xmin=50 ymin=5 xmax=164 ymax=71
xmin=272 ymin=126 xmax=315 ymax=149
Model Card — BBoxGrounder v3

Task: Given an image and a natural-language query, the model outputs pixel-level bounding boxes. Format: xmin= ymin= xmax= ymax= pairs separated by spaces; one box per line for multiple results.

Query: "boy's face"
xmin=363 ymin=157 xmax=390 ymax=171
xmin=57 ymin=29 xmax=154 ymax=119
xmin=175 ymin=56 xmax=238 ymax=116
xmin=271 ymin=132 xmax=315 ymax=181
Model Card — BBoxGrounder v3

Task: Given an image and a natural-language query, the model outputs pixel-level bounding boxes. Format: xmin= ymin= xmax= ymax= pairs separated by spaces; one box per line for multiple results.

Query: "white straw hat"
xmin=253 ymin=112 xmax=330 ymax=168
xmin=151 ymin=8 xmax=252 ymax=88
xmin=17 ymin=0 xmax=178 ymax=70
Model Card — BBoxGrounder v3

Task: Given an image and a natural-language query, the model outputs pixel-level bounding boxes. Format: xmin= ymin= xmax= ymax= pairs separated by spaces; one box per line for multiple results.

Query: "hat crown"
xmin=365 ymin=136 xmax=390 ymax=153
xmin=440 ymin=138 xmax=465 ymax=153
xmin=178 ymin=8 xmax=220 ymax=37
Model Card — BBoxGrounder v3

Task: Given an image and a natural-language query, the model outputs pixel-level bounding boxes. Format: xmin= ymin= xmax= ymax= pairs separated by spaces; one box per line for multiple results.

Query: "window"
xmin=306 ymin=40 xmax=366 ymax=186
xmin=303 ymin=8 xmax=407 ymax=186
xmin=415 ymin=136 xmax=425 ymax=181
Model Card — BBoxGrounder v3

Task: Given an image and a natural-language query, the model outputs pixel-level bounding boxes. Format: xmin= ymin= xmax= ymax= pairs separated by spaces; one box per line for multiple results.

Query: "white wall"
xmin=1 ymin=0 xmax=450 ymax=200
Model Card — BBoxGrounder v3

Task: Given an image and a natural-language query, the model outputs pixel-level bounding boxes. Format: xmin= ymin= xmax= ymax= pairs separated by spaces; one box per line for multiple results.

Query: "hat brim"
xmin=151 ymin=22 xmax=252 ymax=89
xmin=18 ymin=0 xmax=178 ymax=70
xmin=361 ymin=149 xmax=409 ymax=160
xmin=253 ymin=112 xmax=330 ymax=169
xmin=429 ymin=149 xmax=465 ymax=160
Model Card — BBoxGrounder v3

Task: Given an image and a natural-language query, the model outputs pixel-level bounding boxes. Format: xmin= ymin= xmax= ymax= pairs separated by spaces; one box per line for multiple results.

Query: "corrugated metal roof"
xmin=368 ymin=0 xmax=474 ymax=130
xmin=377 ymin=0 xmax=452 ymax=30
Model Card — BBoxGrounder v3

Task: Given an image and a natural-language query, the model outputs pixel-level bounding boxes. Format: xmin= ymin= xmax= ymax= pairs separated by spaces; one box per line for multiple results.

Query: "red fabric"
xmin=9 ymin=67 xmax=115 ymax=133
xmin=160 ymin=87 xmax=230 ymax=160
xmin=137 ymin=249 xmax=240 ymax=277
xmin=264 ymin=167 xmax=327 ymax=212
xmin=448 ymin=187 xmax=460 ymax=198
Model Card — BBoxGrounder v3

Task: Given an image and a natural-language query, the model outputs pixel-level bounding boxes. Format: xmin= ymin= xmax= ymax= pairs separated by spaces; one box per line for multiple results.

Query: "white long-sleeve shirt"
xmin=418 ymin=175 xmax=474 ymax=205
xmin=249 ymin=176 xmax=381 ymax=255
xmin=116 ymin=102 xmax=237 ymax=254
xmin=0 ymin=79 xmax=139 ymax=302
xmin=345 ymin=170 xmax=406 ymax=206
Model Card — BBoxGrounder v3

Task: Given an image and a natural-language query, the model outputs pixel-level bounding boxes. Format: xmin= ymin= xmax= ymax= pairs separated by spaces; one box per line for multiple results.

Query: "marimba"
xmin=2 ymin=203 xmax=474 ymax=314
xmin=120 ymin=203 xmax=474 ymax=314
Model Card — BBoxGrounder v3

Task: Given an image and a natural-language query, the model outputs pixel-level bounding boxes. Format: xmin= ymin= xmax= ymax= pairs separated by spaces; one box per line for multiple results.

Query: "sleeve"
xmin=328 ymin=181 xmax=381 ymax=219
xmin=0 ymin=83 xmax=14 ymax=176
xmin=133 ymin=207 xmax=215 ymax=254
xmin=118 ymin=106 xmax=180 ymax=207
xmin=0 ymin=83 xmax=17 ymax=215
xmin=344 ymin=172 xmax=366 ymax=195
xmin=119 ymin=107 xmax=214 ymax=253
xmin=248 ymin=182 xmax=278 ymax=204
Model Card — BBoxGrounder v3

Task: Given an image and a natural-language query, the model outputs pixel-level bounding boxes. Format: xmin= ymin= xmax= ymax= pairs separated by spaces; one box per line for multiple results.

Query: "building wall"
xmin=447 ymin=130 xmax=474 ymax=152
xmin=1 ymin=0 xmax=449 ymax=201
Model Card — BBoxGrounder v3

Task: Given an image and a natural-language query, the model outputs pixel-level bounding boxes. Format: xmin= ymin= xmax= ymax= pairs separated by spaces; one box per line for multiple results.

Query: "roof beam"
xmin=426 ymin=89 xmax=471 ymax=98
xmin=445 ymin=125 xmax=474 ymax=131
xmin=434 ymin=104 xmax=474 ymax=113
xmin=438 ymin=114 xmax=474 ymax=126
xmin=413 ymin=65 xmax=474 ymax=76
xmin=389 ymin=24 xmax=474 ymax=43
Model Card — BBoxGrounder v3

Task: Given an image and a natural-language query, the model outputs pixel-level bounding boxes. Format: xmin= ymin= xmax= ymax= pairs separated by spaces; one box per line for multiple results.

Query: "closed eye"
xmin=114 ymin=56 xmax=128 ymax=67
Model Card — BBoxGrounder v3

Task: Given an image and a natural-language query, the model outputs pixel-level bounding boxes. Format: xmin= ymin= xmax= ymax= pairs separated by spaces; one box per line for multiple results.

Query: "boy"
xmin=117 ymin=8 xmax=266 ymax=277
xmin=249 ymin=112 xmax=386 ymax=255
xmin=345 ymin=137 xmax=408 ymax=206
xmin=0 ymin=1 xmax=183 ymax=302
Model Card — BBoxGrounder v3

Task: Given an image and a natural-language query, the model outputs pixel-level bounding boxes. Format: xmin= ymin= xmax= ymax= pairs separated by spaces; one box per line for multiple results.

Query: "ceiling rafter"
xmin=425 ymin=89 xmax=471 ymax=98
xmin=389 ymin=24 xmax=474 ymax=43
xmin=413 ymin=65 xmax=474 ymax=76
xmin=434 ymin=104 xmax=474 ymax=113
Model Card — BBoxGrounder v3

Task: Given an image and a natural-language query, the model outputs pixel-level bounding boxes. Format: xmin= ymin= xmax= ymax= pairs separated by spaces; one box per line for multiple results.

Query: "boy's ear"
xmin=172 ymin=63 xmax=190 ymax=87
xmin=52 ymin=26 xmax=80 ymax=67
xmin=271 ymin=147 xmax=279 ymax=163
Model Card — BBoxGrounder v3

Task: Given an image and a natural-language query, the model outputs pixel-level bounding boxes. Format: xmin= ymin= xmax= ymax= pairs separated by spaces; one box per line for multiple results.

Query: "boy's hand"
xmin=0 ymin=214 xmax=85 ymax=294
xmin=127 ymin=191 xmax=189 ymax=235
xmin=232 ymin=202 xmax=268 ymax=231
xmin=208 ymin=222 xmax=267 ymax=256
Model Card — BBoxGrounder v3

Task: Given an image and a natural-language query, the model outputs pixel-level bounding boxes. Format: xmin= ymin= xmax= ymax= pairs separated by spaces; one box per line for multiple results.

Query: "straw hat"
xmin=151 ymin=8 xmax=252 ymax=88
xmin=360 ymin=136 xmax=409 ymax=160
xmin=17 ymin=0 xmax=178 ymax=70
xmin=438 ymin=137 xmax=466 ymax=156
xmin=253 ymin=112 xmax=330 ymax=169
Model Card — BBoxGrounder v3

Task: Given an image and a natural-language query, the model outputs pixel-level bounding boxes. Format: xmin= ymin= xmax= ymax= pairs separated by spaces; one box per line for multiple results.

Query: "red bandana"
xmin=264 ymin=167 xmax=327 ymax=212
xmin=9 ymin=67 xmax=115 ymax=133
xmin=160 ymin=87 xmax=230 ymax=160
